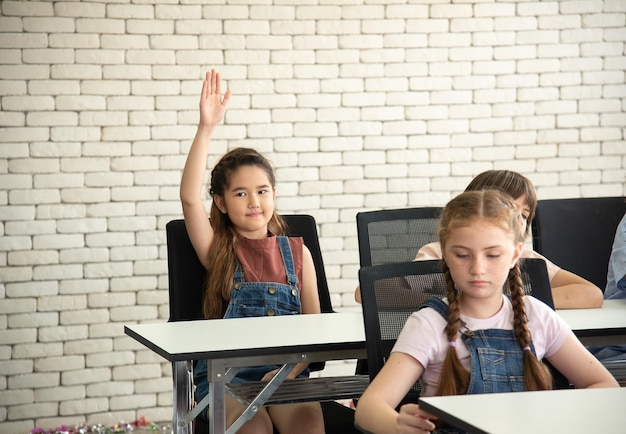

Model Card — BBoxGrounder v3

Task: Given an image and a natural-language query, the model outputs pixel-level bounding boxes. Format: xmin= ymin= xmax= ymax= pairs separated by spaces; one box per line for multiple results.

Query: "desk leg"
xmin=172 ymin=360 xmax=193 ymax=434
xmin=209 ymin=379 xmax=227 ymax=434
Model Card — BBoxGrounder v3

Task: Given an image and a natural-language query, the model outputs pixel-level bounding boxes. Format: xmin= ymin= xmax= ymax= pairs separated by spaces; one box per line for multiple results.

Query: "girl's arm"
xmin=355 ymin=352 xmax=435 ymax=434
xmin=546 ymin=333 xmax=619 ymax=389
xmin=180 ymin=70 xmax=230 ymax=269
xmin=550 ymin=269 xmax=604 ymax=309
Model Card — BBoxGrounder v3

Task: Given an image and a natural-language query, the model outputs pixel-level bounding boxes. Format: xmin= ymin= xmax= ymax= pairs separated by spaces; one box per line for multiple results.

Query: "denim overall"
xmin=420 ymin=297 xmax=535 ymax=434
xmin=194 ymin=236 xmax=309 ymax=419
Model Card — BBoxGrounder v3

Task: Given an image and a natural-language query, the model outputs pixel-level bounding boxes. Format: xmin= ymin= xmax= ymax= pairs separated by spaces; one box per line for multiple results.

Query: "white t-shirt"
xmin=392 ymin=295 xmax=571 ymax=397
xmin=415 ymin=242 xmax=561 ymax=281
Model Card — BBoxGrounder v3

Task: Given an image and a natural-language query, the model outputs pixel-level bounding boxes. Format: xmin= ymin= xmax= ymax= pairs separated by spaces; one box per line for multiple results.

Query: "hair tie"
xmin=449 ymin=341 xmax=457 ymax=347
xmin=523 ymin=346 xmax=530 ymax=351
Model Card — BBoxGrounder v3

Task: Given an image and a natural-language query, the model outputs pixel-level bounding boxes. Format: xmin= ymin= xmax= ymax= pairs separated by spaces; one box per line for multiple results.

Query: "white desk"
xmin=557 ymin=299 xmax=626 ymax=346
xmin=419 ymin=387 xmax=626 ymax=434
xmin=124 ymin=312 xmax=366 ymax=434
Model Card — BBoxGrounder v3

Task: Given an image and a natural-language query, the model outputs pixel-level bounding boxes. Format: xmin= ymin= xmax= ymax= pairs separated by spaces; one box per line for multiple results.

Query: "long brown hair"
xmin=436 ymin=190 xmax=552 ymax=396
xmin=203 ymin=147 xmax=286 ymax=319
xmin=465 ymin=170 xmax=537 ymax=238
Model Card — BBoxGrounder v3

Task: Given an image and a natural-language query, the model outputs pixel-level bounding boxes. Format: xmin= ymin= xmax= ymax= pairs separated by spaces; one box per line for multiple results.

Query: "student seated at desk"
xmin=355 ymin=170 xmax=604 ymax=310
xmin=354 ymin=190 xmax=618 ymax=434
xmin=180 ymin=70 xmax=324 ymax=434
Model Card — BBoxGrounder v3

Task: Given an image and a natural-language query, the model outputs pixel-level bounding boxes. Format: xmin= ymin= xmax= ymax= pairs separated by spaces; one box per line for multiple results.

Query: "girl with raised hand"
xmin=180 ymin=70 xmax=324 ymax=434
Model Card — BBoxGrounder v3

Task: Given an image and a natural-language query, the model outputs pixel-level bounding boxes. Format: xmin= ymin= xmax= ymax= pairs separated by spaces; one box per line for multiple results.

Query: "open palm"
xmin=199 ymin=69 xmax=231 ymax=128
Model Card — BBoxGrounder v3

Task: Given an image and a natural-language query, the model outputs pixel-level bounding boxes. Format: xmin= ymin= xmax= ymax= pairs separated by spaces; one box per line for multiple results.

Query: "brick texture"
xmin=0 ymin=0 xmax=625 ymax=431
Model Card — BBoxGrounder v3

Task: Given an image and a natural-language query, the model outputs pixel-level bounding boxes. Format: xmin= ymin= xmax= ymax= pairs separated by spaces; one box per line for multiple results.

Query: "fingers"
xmin=222 ymin=89 xmax=231 ymax=107
xmin=202 ymin=69 xmax=229 ymax=103
xmin=398 ymin=404 xmax=436 ymax=433
xmin=214 ymin=69 xmax=221 ymax=96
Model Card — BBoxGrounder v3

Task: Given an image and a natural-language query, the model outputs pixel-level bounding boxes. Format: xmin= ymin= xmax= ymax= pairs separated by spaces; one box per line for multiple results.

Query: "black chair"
xmin=356 ymin=207 xmax=442 ymax=267
xmin=166 ymin=216 xmax=363 ymax=434
xmin=531 ymin=196 xmax=626 ymax=290
xmin=354 ymin=207 xmax=442 ymax=378
xmin=358 ymin=258 xmax=562 ymax=404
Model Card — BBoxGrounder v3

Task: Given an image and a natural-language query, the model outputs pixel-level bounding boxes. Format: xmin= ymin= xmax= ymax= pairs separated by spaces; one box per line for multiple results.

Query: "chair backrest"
xmin=358 ymin=258 xmax=555 ymax=395
xmin=531 ymin=196 xmax=626 ymax=290
xmin=356 ymin=207 xmax=442 ymax=267
xmin=166 ymin=215 xmax=333 ymax=371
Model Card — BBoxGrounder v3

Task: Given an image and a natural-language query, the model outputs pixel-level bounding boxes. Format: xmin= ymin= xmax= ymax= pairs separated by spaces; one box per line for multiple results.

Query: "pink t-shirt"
xmin=415 ymin=242 xmax=561 ymax=281
xmin=392 ymin=295 xmax=571 ymax=397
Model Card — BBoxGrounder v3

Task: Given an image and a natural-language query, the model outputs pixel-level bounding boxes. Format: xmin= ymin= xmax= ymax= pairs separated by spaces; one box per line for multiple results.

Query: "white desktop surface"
xmin=556 ymin=299 xmax=626 ymax=345
xmin=125 ymin=311 xmax=366 ymax=363
xmin=419 ymin=387 xmax=626 ymax=434
xmin=125 ymin=312 xmax=367 ymax=434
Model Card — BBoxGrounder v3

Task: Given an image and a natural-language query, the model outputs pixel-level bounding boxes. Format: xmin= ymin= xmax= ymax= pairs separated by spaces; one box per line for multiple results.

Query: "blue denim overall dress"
xmin=194 ymin=236 xmax=309 ymax=418
xmin=420 ymin=297 xmax=535 ymax=434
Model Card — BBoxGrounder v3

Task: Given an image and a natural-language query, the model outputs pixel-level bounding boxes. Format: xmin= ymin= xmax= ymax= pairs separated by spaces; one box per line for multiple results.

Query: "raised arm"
xmin=180 ymin=70 xmax=231 ymax=269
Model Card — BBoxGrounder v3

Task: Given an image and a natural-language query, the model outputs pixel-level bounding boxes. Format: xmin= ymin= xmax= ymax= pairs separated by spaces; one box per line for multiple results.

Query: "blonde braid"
xmin=436 ymin=262 xmax=470 ymax=396
xmin=507 ymin=265 xmax=553 ymax=391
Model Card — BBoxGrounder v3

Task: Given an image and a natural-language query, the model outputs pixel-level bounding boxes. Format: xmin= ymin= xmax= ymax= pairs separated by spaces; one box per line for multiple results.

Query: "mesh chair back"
xmin=357 ymin=207 xmax=442 ymax=267
xmin=358 ymin=258 xmax=556 ymax=400
xmin=531 ymin=196 xmax=626 ymax=290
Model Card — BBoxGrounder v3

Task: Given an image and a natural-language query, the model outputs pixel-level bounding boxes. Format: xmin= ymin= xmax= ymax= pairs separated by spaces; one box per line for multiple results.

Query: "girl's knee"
xmin=271 ymin=402 xmax=325 ymax=434
xmin=236 ymin=410 xmax=273 ymax=434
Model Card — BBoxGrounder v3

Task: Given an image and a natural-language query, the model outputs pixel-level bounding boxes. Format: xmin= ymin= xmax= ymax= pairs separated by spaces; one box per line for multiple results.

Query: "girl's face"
xmin=443 ymin=220 xmax=523 ymax=305
xmin=214 ymin=165 xmax=276 ymax=239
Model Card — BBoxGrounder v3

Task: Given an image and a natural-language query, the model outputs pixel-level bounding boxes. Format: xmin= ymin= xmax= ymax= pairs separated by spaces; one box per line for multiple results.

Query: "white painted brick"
xmin=12 ymin=343 xmax=63 ymax=360
xmin=112 ymin=363 xmax=162 ymax=381
xmin=9 ymin=312 xmax=58 ymax=329
xmin=37 ymin=295 xmax=87 ymax=312
xmin=86 ymin=351 xmax=134 ymax=368
xmin=125 ymin=19 xmax=174 ymax=36
xmin=9 ymin=402 xmax=58 ymax=420
xmin=135 ymin=377 xmax=171 ymax=394
xmin=86 ymin=380 xmax=133 ymax=397
xmin=0 ymin=80 xmax=26 ymax=99
xmin=89 ymin=322 xmax=124 ymax=339
xmin=64 ymin=339 xmax=112 ymax=356
xmin=36 ymin=385 xmax=85 ymax=402
xmin=59 ymin=397 xmax=109 ymax=415
xmin=8 ymin=250 xmax=58 ymax=266
xmin=0 ymin=358 xmax=33 ymax=376
xmin=59 ymin=248 xmax=109 ymax=266
xmin=0 ymin=328 xmax=37 ymax=345
xmin=537 ymin=129 xmax=580 ymax=144
xmin=5 ymin=281 xmax=57 ymax=298
xmin=107 ymin=4 xmax=154 ymax=19
xmin=581 ymin=127 xmax=622 ymax=142
xmin=39 ymin=325 xmax=89 ymax=342
xmin=103 ymin=65 xmax=152 ymax=80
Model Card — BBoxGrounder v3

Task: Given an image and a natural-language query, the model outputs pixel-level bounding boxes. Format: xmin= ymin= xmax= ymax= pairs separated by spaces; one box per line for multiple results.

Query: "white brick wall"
xmin=1 ymin=0 xmax=625 ymax=431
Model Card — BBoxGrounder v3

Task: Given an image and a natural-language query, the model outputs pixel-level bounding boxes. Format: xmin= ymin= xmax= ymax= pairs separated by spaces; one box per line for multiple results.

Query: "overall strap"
xmin=277 ymin=236 xmax=298 ymax=287
xmin=419 ymin=296 xmax=448 ymax=319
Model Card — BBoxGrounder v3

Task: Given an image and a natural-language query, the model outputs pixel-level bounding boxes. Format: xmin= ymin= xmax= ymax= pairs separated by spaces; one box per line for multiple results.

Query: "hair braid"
xmin=507 ymin=265 xmax=553 ymax=391
xmin=436 ymin=262 xmax=470 ymax=396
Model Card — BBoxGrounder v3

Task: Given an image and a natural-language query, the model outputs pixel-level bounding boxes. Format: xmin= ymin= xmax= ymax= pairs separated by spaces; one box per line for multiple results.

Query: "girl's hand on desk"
xmin=397 ymin=403 xmax=436 ymax=433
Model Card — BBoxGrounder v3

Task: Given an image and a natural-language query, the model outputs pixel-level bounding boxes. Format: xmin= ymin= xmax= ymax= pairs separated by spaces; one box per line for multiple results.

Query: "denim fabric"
xmin=194 ymin=236 xmax=309 ymax=421
xmin=420 ymin=297 xmax=534 ymax=433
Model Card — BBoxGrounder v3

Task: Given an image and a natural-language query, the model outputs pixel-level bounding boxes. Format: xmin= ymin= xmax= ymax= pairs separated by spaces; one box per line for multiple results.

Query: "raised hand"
xmin=199 ymin=69 xmax=231 ymax=128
